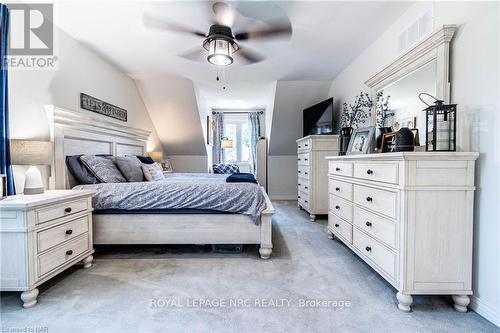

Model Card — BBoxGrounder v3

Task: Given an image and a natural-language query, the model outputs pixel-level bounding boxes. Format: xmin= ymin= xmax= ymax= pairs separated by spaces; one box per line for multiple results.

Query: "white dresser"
xmin=0 ymin=190 xmax=95 ymax=307
xmin=325 ymin=152 xmax=478 ymax=312
xmin=296 ymin=135 xmax=339 ymax=221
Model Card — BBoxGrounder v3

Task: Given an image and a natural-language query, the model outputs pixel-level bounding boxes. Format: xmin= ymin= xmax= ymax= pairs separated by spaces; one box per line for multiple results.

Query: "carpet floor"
xmin=1 ymin=201 xmax=498 ymax=333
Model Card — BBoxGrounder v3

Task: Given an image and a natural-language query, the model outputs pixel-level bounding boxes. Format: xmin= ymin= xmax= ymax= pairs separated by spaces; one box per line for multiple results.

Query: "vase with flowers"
xmin=375 ymin=91 xmax=395 ymax=150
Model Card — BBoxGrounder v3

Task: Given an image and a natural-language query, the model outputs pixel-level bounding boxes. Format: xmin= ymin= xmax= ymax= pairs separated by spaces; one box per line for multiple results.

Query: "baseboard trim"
xmin=269 ymin=195 xmax=297 ymax=201
xmin=470 ymin=295 xmax=500 ymax=327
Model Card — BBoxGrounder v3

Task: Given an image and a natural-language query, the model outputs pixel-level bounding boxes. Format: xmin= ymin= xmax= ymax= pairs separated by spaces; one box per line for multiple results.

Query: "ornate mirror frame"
xmin=365 ymin=24 xmax=457 ymax=114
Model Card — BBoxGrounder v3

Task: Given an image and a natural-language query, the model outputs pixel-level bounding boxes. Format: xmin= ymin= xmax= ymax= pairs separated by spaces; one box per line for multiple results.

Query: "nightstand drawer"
xmin=38 ymin=233 xmax=89 ymax=277
xmin=37 ymin=215 xmax=90 ymax=253
xmin=297 ymin=138 xmax=312 ymax=151
xmin=36 ymin=198 xmax=89 ymax=224
xmin=298 ymin=179 xmax=310 ymax=194
xmin=298 ymin=165 xmax=310 ymax=178
xmin=353 ymin=163 xmax=399 ymax=184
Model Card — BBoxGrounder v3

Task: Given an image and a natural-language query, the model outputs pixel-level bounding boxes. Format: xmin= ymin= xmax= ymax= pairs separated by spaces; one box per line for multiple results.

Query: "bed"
xmin=46 ymin=105 xmax=274 ymax=259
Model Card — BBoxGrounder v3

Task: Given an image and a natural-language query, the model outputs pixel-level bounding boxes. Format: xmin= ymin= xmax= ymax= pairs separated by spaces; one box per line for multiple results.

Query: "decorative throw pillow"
xmin=212 ymin=163 xmax=240 ymax=174
xmin=65 ymin=154 xmax=112 ymax=185
xmin=80 ymin=155 xmax=127 ymax=183
xmin=136 ymin=155 xmax=155 ymax=164
xmin=115 ymin=156 xmax=144 ymax=182
xmin=142 ymin=163 xmax=165 ymax=181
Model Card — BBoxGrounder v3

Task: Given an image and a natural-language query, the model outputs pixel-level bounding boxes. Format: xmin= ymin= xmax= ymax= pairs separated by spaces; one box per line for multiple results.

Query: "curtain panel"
xmin=248 ymin=112 xmax=261 ymax=174
xmin=212 ymin=112 xmax=225 ymax=164
xmin=0 ymin=4 xmax=15 ymax=195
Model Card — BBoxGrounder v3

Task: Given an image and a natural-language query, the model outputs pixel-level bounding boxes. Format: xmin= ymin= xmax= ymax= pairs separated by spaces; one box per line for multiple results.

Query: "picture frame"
xmin=381 ymin=131 xmax=397 ymax=153
xmin=161 ymin=159 xmax=173 ymax=173
xmin=410 ymin=128 xmax=420 ymax=146
xmin=394 ymin=116 xmax=416 ymax=131
xmin=346 ymin=126 xmax=375 ymax=155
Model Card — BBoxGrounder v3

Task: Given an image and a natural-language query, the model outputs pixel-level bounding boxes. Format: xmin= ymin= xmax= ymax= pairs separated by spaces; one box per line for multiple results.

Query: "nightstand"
xmin=0 ymin=190 xmax=95 ymax=308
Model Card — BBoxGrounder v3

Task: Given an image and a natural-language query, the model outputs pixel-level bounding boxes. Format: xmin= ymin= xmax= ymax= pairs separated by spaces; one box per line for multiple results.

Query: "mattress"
xmin=73 ymin=173 xmax=265 ymax=223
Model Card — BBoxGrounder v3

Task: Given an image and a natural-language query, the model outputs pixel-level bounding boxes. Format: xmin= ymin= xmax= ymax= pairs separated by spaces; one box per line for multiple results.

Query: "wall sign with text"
xmin=80 ymin=93 xmax=127 ymax=122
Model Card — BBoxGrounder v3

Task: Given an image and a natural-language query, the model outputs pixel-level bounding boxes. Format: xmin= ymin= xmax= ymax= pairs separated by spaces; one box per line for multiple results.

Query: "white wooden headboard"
xmin=46 ymin=105 xmax=151 ymax=189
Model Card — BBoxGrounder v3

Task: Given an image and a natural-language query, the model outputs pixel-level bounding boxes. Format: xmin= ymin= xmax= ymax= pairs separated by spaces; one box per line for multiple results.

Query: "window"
xmin=223 ymin=113 xmax=250 ymax=163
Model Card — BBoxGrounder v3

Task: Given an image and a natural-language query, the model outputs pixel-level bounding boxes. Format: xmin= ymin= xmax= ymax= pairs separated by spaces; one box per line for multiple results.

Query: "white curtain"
xmin=248 ymin=112 xmax=261 ymax=174
xmin=212 ymin=112 xmax=225 ymax=164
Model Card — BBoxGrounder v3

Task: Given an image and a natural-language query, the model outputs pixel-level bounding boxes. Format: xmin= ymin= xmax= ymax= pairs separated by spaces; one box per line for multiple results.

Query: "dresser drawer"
xmin=298 ymin=165 xmax=310 ymax=179
xmin=354 ymin=163 xmax=399 ymax=184
xmin=297 ymin=152 xmax=311 ymax=166
xmin=38 ymin=233 xmax=90 ymax=277
xmin=329 ymin=195 xmax=353 ymax=222
xmin=297 ymin=179 xmax=310 ymax=194
xmin=329 ymin=179 xmax=353 ymax=201
xmin=353 ymin=185 xmax=397 ymax=219
xmin=37 ymin=215 xmax=90 ymax=253
xmin=353 ymin=206 xmax=396 ymax=248
xmin=36 ymin=198 xmax=89 ymax=225
xmin=329 ymin=212 xmax=353 ymax=243
xmin=353 ymin=228 xmax=396 ymax=279
xmin=298 ymin=190 xmax=310 ymax=209
xmin=328 ymin=161 xmax=353 ymax=177
xmin=297 ymin=138 xmax=312 ymax=151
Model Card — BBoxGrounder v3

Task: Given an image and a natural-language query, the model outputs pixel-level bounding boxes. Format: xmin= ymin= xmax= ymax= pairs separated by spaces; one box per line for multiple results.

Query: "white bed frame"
xmin=46 ymin=105 xmax=274 ymax=259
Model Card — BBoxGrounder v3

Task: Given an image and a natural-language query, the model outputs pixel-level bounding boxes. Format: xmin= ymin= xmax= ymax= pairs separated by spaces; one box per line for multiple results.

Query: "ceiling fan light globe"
xmin=207 ymin=38 xmax=234 ymax=66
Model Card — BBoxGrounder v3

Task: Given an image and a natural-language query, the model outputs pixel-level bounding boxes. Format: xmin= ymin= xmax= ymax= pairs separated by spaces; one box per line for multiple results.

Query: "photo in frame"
xmin=394 ymin=116 xmax=416 ymax=131
xmin=381 ymin=131 xmax=397 ymax=153
xmin=161 ymin=159 xmax=173 ymax=173
xmin=410 ymin=128 xmax=420 ymax=146
xmin=346 ymin=126 xmax=375 ymax=155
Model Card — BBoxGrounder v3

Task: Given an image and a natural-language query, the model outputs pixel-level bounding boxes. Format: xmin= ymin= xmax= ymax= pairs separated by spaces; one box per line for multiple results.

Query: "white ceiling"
xmin=55 ymin=1 xmax=413 ymax=82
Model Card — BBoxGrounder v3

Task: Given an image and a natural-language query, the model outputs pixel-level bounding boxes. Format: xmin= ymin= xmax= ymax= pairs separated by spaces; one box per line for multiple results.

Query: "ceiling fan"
xmin=143 ymin=1 xmax=292 ymax=66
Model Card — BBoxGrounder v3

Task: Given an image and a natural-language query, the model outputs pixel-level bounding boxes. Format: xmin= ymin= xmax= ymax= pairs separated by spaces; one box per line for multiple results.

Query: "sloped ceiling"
xmin=269 ymin=81 xmax=333 ymax=155
xmin=135 ymin=76 xmax=206 ymax=155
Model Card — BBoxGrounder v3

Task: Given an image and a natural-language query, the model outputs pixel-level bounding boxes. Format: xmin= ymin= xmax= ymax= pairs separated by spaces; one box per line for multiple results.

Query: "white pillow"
xmin=142 ymin=163 xmax=164 ymax=181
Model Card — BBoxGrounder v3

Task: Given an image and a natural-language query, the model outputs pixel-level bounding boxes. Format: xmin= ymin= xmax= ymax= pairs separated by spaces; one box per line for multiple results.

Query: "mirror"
xmin=365 ymin=25 xmax=456 ymax=149
xmin=378 ymin=60 xmax=436 ymax=145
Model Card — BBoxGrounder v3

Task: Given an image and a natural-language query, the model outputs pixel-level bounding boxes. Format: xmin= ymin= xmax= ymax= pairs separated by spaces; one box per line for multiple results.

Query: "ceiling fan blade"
xmin=212 ymin=1 xmax=236 ymax=27
xmin=234 ymin=22 xmax=292 ymax=41
xmin=179 ymin=47 xmax=206 ymax=62
xmin=236 ymin=47 xmax=265 ymax=64
xmin=143 ymin=14 xmax=206 ymax=38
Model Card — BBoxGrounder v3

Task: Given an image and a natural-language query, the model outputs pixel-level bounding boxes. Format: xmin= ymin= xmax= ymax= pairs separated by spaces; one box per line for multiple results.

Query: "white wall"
xmin=329 ymin=1 xmax=499 ymax=326
xmin=168 ymin=155 xmax=208 ymax=173
xmin=9 ymin=29 xmax=162 ymax=152
xmin=267 ymin=81 xmax=332 ymax=199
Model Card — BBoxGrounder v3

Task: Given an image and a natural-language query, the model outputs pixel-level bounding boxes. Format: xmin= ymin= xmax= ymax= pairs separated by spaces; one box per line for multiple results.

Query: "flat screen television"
xmin=303 ymin=98 xmax=338 ymax=136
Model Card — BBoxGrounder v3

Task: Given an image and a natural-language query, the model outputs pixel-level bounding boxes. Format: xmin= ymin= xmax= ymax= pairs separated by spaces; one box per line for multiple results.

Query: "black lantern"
xmin=419 ymin=93 xmax=457 ymax=151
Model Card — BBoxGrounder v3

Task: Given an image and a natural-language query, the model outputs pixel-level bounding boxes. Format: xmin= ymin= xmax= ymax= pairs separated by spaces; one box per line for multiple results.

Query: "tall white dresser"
xmin=296 ymin=135 xmax=339 ymax=221
xmin=325 ymin=152 xmax=478 ymax=312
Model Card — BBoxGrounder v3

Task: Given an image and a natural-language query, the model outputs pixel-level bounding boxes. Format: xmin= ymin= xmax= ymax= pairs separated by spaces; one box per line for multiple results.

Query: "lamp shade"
xmin=221 ymin=137 xmax=234 ymax=149
xmin=147 ymin=151 xmax=163 ymax=163
xmin=10 ymin=140 xmax=51 ymax=165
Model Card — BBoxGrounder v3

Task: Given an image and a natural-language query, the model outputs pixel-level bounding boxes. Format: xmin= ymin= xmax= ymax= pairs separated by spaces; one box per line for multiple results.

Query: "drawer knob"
xmin=298 ymin=171 xmax=301 ymax=174
xmin=298 ymin=195 xmax=301 ymax=199
xmin=335 ymin=205 xmax=340 ymax=210
xmin=365 ymin=246 xmax=372 ymax=252
xmin=64 ymin=207 xmax=72 ymax=213
xmin=334 ymin=224 xmax=339 ymax=227
xmin=335 ymin=187 xmax=340 ymax=191
xmin=298 ymin=158 xmax=301 ymax=161
xmin=305 ymin=200 xmax=308 ymax=203
xmin=298 ymin=183 xmax=301 ymax=186
xmin=304 ymin=172 xmax=308 ymax=175
xmin=66 ymin=250 xmax=73 ymax=256
xmin=365 ymin=221 xmax=372 ymax=227
xmin=335 ymin=167 xmax=340 ymax=171
xmin=304 ymin=186 xmax=308 ymax=189
xmin=367 ymin=169 xmax=373 ymax=175
xmin=304 ymin=158 xmax=308 ymax=161
xmin=305 ymin=144 xmax=309 ymax=147
xmin=366 ymin=197 xmax=373 ymax=202
xmin=65 ymin=229 xmax=73 ymax=235
xmin=298 ymin=145 xmax=302 ymax=148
